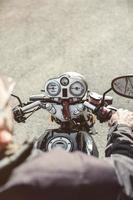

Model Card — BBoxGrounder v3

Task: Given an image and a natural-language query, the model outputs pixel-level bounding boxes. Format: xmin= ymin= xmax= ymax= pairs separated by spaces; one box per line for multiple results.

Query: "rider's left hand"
xmin=0 ymin=76 xmax=14 ymax=151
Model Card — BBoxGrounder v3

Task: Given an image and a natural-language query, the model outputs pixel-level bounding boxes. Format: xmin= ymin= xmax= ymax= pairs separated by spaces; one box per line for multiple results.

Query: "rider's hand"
xmin=0 ymin=103 xmax=13 ymax=151
xmin=0 ymin=131 xmax=12 ymax=151
xmin=108 ymin=109 xmax=133 ymax=128
xmin=0 ymin=76 xmax=14 ymax=151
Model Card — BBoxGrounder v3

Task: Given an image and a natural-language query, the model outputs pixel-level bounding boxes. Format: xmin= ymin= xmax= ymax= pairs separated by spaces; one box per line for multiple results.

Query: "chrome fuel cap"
xmin=47 ymin=137 xmax=72 ymax=152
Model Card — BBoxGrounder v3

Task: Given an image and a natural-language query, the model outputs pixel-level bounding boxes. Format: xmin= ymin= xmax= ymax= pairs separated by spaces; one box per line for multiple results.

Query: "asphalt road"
xmin=0 ymin=0 xmax=133 ymax=157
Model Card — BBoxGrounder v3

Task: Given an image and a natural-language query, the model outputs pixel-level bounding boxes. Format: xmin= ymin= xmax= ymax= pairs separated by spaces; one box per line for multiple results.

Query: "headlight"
xmin=46 ymin=81 xmax=61 ymax=96
xmin=70 ymin=81 xmax=85 ymax=96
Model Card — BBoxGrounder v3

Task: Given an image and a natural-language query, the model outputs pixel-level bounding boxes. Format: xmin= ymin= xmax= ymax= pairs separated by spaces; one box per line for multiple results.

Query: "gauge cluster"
xmin=44 ymin=73 xmax=87 ymax=99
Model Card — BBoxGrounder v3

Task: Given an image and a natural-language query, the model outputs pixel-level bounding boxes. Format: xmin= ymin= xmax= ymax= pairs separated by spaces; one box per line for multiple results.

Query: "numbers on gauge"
xmin=46 ymin=81 xmax=61 ymax=96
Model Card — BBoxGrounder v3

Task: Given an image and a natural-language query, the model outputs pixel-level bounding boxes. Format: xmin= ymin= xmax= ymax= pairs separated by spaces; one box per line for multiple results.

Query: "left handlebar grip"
xmin=21 ymin=101 xmax=41 ymax=112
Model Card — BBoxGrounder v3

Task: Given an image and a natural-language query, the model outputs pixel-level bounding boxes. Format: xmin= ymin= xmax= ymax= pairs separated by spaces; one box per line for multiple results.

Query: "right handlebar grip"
xmin=96 ymin=107 xmax=113 ymax=123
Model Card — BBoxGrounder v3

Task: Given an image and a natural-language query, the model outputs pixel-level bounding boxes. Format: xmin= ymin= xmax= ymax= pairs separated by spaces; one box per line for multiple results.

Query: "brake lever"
xmin=106 ymin=105 xmax=117 ymax=112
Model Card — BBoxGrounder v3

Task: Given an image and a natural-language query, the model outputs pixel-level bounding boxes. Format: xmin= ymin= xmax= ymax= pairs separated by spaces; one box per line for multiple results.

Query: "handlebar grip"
xmin=21 ymin=101 xmax=41 ymax=112
xmin=84 ymin=101 xmax=118 ymax=123
xmin=97 ymin=107 xmax=112 ymax=123
xmin=13 ymin=101 xmax=44 ymax=123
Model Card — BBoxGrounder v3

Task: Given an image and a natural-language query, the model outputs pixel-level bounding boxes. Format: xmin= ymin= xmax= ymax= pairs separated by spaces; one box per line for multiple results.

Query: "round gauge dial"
xmin=60 ymin=77 xmax=69 ymax=86
xmin=70 ymin=81 xmax=85 ymax=96
xmin=46 ymin=81 xmax=61 ymax=96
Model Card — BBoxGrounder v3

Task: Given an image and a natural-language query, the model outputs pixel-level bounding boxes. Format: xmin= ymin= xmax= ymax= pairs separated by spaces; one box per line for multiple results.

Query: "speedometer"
xmin=46 ymin=81 xmax=61 ymax=96
xmin=70 ymin=81 xmax=85 ymax=96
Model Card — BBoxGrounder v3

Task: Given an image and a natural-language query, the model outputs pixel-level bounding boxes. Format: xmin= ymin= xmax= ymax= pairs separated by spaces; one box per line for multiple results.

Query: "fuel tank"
xmin=36 ymin=129 xmax=99 ymax=157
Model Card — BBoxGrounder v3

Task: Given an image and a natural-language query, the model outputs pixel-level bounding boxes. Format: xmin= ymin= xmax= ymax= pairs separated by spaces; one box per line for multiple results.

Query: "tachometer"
xmin=46 ymin=81 xmax=61 ymax=96
xmin=70 ymin=81 xmax=85 ymax=96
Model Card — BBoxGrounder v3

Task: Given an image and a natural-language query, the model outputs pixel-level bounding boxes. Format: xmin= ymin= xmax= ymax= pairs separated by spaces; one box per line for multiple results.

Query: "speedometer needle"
xmin=71 ymin=87 xmax=80 ymax=90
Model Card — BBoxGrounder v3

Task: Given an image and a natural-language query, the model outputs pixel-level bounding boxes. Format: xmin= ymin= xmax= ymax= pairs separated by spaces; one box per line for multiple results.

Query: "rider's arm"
xmin=0 ymin=109 xmax=132 ymax=200
xmin=105 ymin=109 xmax=133 ymax=158
xmin=0 ymin=149 xmax=120 ymax=200
xmin=105 ymin=109 xmax=133 ymax=199
xmin=105 ymin=124 xmax=133 ymax=158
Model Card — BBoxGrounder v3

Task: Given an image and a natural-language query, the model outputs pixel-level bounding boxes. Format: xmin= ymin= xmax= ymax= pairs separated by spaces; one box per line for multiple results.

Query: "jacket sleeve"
xmin=105 ymin=124 xmax=133 ymax=159
xmin=0 ymin=150 xmax=120 ymax=200
xmin=105 ymin=124 xmax=133 ymax=199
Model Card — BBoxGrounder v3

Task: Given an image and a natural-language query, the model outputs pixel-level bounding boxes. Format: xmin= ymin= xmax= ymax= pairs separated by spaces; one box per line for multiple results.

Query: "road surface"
xmin=0 ymin=0 xmax=133 ymax=157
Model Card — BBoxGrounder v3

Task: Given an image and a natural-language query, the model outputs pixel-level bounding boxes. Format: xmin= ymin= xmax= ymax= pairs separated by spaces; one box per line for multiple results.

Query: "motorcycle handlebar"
xmin=29 ymin=95 xmax=59 ymax=104
xmin=22 ymin=100 xmax=117 ymax=118
xmin=29 ymin=94 xmax=46 ymax=101
xmin=14 ymin=97 xmax=117 ymax=123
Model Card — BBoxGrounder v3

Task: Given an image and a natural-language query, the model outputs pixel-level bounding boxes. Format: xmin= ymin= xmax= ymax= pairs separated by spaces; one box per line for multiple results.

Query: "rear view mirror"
xmin=111 ymin=75 xmax=133 ymax=99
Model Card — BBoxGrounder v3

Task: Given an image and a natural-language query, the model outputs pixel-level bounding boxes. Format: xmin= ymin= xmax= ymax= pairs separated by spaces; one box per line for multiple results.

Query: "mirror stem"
xmin=11 ymin=94 xmax=23 ymax=107
xmin=101 ymin=88 xmax=112 ymax=106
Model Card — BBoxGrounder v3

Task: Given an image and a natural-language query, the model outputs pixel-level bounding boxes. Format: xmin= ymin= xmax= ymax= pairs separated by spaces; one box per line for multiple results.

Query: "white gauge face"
xmin=60 ymin=77 xmax=69 ymax=86
xmin=46 ymin=81 xmax=61 ymax=96
xmin=70 ymin=81 xmax=85 ymax=96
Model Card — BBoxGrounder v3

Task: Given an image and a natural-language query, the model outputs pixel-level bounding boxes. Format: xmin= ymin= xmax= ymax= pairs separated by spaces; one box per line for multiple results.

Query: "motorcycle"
xmin=12 ymin=72 xmax=133 ymax=157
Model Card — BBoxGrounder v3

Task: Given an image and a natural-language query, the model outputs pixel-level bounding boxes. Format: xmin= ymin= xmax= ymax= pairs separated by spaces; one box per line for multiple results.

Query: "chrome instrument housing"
xmin=44 ymin=72 xmax=88 ymax=99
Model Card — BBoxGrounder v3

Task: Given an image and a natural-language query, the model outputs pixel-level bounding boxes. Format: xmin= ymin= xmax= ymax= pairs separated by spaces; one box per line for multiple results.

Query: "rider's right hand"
xmin=108 ymin=109 xmax=133 ymax=128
